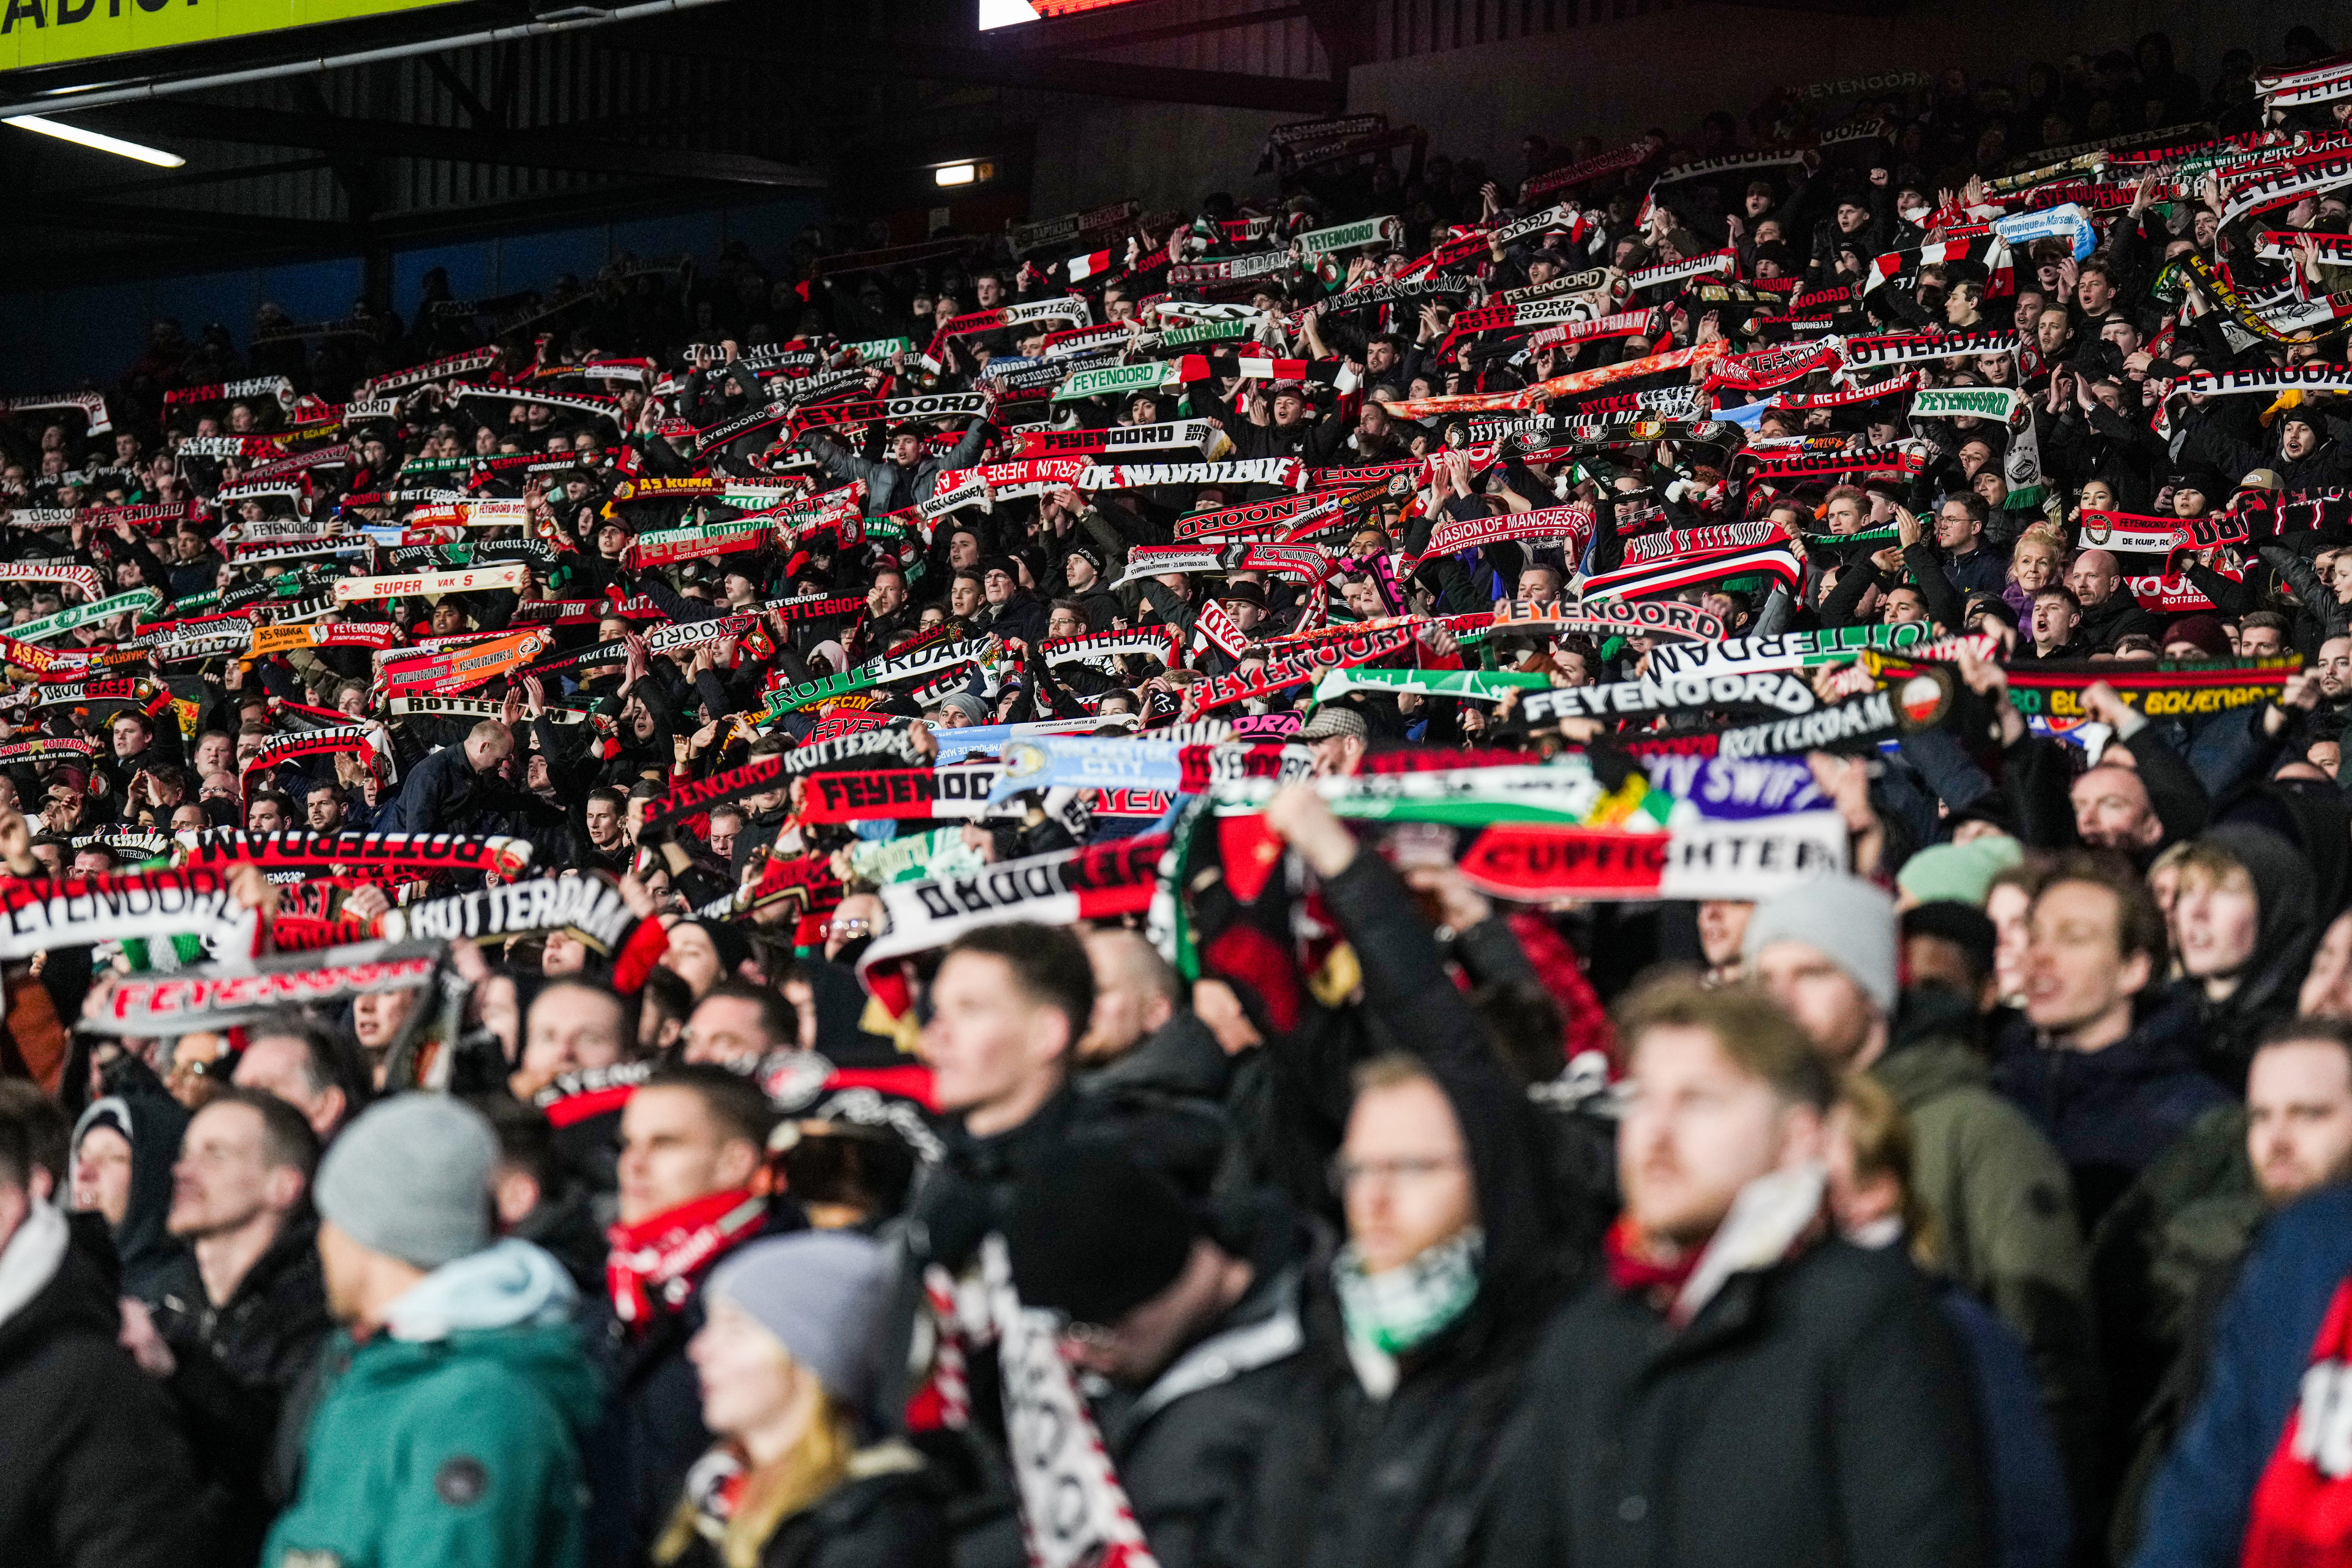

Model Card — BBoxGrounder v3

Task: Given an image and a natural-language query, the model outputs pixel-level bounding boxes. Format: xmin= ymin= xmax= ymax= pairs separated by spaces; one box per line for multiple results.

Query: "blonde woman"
xmin=656 ymin=1232 xmax=945 ymax=1568
xmin=2003 ymin=525 xmax=2066 ymax=618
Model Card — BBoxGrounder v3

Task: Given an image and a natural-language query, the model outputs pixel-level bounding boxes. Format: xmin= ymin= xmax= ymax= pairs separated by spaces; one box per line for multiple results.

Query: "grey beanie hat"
xmin=1740 ymin=876 xmax=1899 ymax=1016
xmin=937 ymin=689 xmax=990 ymax=725
xmin=314 ymin=1094 xmax=497 ymax=1270
xmin=706 ymin=1231 xmax=892 ymax=1410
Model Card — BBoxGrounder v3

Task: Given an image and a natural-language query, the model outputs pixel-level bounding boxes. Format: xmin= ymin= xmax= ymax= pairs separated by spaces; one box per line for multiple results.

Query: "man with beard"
xmin=139 ymin=1091 xmax=330 ymax=1567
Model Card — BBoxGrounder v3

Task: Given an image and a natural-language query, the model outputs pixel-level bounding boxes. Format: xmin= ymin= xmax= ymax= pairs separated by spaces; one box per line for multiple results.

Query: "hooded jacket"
xmin=0 ymin=1200 xmax=203 ymax=1568
xmin=1091 ymin=1207 xmax=1311 ymax=1568
xmin=1992 ymin=995 xmax=2233 ymax=1231
xmin=2175 ymin=823 xmax=2320 ymax=1092
xmin=1872 ymin=987 xmax=2100 ymax=1498
xmin=70 ymin=1067 xmax=189 ymax=1303
xmin=264 ymin=1238 xmax=603 ymax=1568
xmin=1233 ymin=848 xmax=1575 ymax=1568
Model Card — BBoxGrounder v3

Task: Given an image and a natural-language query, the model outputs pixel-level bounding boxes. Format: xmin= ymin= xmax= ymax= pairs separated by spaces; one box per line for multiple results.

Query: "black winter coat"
xmin=1224 ymin=850 xmax=1577 ymax=1568
xmin=1095 ymin=1224 xmax=1310 ymax=1568
xmin=149 ymin=1218 xmax=332 ymax=1567
xmin=662 ymin=1457 xmax=951 ymax=1568
xmin=584 ymin=1200 xmax=808 ymax=1568
xmin=1476 ymin=1240 xmax=1992 ymax=1568
xmin=0 ymin=1213 xmax=203 ymax=1568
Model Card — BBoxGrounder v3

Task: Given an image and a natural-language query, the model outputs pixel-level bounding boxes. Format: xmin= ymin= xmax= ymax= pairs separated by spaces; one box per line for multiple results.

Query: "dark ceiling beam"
xmin=1014 ymin=3 xmax=1310 ymax=53
xmin=75 ymin=155 xmax=339 ymax=200
xmin=622 ymin=21 xmax=1345 ymax=113
xmin=16 ymin=200 xmax=359 ymax=248
xmin=79 ymin=102 xmax=826 ymax=187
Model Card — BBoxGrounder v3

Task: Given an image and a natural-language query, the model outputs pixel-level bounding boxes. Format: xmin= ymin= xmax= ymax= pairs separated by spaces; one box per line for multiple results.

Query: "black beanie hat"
xmin=1006 ymin=1142 xmax=1199 ymax=1327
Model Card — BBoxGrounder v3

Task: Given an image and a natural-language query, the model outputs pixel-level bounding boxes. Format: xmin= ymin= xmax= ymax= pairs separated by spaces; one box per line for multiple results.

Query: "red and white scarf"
xmin=605 ymin=1187 xmax=769 ymax=1329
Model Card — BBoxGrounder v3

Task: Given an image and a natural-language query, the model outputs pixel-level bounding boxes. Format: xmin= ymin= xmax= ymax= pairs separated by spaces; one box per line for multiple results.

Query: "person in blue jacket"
xmin=2131 ymin=1183 xmax=2352 ymax=1567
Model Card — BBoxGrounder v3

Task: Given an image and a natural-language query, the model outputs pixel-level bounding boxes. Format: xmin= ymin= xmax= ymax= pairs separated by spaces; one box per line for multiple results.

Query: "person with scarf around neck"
xmin=873 ymin=919 xmax=1229 ymax=1568
xmin=585 ymin=1066 xmax=806 ymax=1568
xmin=653 ymin=1232 xmax=947 ymax=1568
xmin=1224 ymin=785 xmax=1577 ymax=1568
xmin=0 ymin=1096 xmax=202 ymax=1568
xmin=262 ymin=1095 xmax=601 ymax=1568
xmin=1477 ymin=978 xmax=1989 ymax=1568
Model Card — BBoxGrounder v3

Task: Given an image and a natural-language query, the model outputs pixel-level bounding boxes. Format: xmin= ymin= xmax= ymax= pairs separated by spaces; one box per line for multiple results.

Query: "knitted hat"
xmin=1893 ymin=837 xmax=2024 ymax=910
xmin=704 ymin=1232 xmax=892 ymax=1409
xmin=2163 ymin=614 xmax=2231 ymax=660
xmin=1005 ymin=1142 xmax=1199 ymax=1327
xmin=1741 ymin=876 xmax=1899 ymax=1014
xmin=937 ymin=690 xmax=990 ymax=725
xmin=314 ymin=1095 xmax=497 ymax=1270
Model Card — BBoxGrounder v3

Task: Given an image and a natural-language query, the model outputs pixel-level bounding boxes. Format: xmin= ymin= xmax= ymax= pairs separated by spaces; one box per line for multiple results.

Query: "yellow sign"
xmin=0 ymin=0 xmax=460 ymax=75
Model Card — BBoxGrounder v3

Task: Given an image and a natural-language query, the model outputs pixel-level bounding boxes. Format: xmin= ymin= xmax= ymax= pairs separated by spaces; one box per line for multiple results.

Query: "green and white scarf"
xmin=1334 ymin=1225 xmax=1485 ymax=1397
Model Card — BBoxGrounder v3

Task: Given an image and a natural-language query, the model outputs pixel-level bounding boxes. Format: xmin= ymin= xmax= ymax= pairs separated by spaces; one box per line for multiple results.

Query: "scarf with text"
xmin=606 ymin=1188 xmax=769 ymax=1329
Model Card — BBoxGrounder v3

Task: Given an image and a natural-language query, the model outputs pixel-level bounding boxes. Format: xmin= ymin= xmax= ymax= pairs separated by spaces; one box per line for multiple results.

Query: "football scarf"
xmin=238 ymin=728 xmax=390 ymax=790
xmin=388 ymin=695 xmax=586 ymax=725
xmin=26 ymin=677 xmax=167 ymax=711
xmin=1009 ymin=420 xmax=1232 ymax=461
xmin=1076 ymin=458 xmax=1306 ymax=491
xmin=1172 ymin=494 xmax=1321 ymax=542
xmin=761 ymin=637 xmax=997 ymax=717
xmin=83 ymin=946 xmax=441 ymax=1033
xmin=1864 ymin=651 xmax=2300 ymax=722
xmin=1489 ymin=597 xmax=1726 ymax=643
xmin=858 ymin=835 xmax=1169 ymax=986
xmin=250 ymin=621 xmax=406 ymax=655
xmin=640 ymin=729 xmax=924 ymax=834
xmin=355 ymin=348 xmax=500 ymax=398
xmin=381 ymin=873 xmax=643 ymax=954
xmin=331 ymin=565 xmax=529 ymax=603
xmin=1521 ymin=667 xmax=1819 ymax=725
xmin=446 ymin=382 xmax=624 ymax=428
xmin=11 ymin=588 xmax=164 ymax=644
xmin=797 ymin=763 xmax=1007 ymax=823
xmin=624 ymin=518 xmax=774 ymax=569
xmin=0 ymin=736 xmax=96 ymax=763
xmin=0 ymin=562 xmax=105 ymax=601
xmin=163 ymin=375 xmax=293 ymax=409
xmin=918 ymin=458 xmax=1094 ymax=521
xmin=1185 ymin=625 xmax=1414 ymax=716
xmin=0 ymin=635 xmax=145 ymax=674
xmin=1581 ymin=541 xmax=1802 ymax=602
xmin=175 ymin=831 xmax=535 ymax=879
xmin=978 ymin=1234 xmax=1163 ymax=1568
xmin=1648 ymin=624 xmax=1929 ymax=677
xmin=927 ymin=297 xmax=1094 ymax=360
xmin=1310 ymin=669 xmax=1551 ymax=704
xmin=379 ymin=628 xmax=554 ymax=695
xmin=0 ymin=869 xmax=249 ymax=961
xmin=606 ymin=1187 xmax=769 ymax=1329
xmin=1839 ymin=330 xmax=2019 ymax=372
xmin=1424 ymin=503 xmax=1596 ymax=557
xmin=2240 ymin=1272 xmax=2352 ymax=1566
xmin=767 ymin=595 xmax=867 ymax=624
xmin=0 ymin=390 xmax=111 ymax=433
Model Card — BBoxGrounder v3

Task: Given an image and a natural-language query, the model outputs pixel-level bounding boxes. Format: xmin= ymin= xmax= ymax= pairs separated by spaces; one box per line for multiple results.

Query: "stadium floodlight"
xmin=6 ymin=113 xmax=184 ymax=168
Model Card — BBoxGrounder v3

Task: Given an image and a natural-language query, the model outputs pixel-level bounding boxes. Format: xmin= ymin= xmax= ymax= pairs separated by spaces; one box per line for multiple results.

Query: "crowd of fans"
xmin=7 ymin=17 xmax=2352 ymax=1568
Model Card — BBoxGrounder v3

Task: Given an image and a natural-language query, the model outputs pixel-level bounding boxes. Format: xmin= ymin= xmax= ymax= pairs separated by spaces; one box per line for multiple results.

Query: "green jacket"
xmin=1871 ymin=1025 xmax=2103 ymax=1482
xmin=265 ymin=1241 xmax=601 ymax=1568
